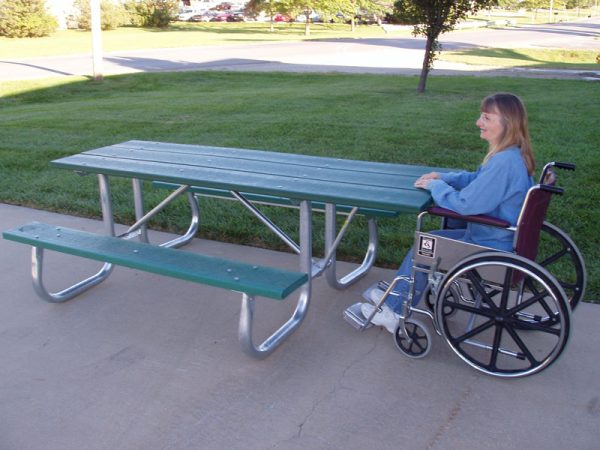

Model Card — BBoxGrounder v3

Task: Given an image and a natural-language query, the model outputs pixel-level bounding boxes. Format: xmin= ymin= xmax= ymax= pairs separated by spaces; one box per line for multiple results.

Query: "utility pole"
xmin=91 ymin=0 xmax=103 ymax=81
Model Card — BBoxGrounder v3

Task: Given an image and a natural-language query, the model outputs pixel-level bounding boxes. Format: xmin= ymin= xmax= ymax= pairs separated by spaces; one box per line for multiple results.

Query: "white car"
xmin=295 ymin=12 xmax=322 ymax=23
xmin=177 ymin=9 xmax=204 ymax=21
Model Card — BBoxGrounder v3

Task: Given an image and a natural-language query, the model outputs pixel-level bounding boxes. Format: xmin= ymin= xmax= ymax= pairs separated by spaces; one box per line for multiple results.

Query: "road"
xmin=1 ymin=18 xmax=598 ymax=82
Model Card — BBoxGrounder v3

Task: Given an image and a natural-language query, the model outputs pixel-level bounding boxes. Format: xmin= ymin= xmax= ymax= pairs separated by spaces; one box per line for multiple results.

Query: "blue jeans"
xmin=384 ymin=229 xmax=467 ymax=314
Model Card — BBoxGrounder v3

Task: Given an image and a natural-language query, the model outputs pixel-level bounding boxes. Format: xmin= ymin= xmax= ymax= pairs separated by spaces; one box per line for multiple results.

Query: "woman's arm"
xmin=421 ymin=152 xmax=519 ymax=216
xmin=415 ymin=170 xmax=477 ymax=190
xmin=439 ymin=170 xmax=478 ymax=190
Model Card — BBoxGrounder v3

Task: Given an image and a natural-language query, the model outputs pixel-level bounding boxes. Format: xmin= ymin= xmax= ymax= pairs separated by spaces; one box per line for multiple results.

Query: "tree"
xmin=393 ymin=0 xmax=493 ymax=93
xmin=248 ymin=0 xmax=339 ymax=36
xmin=566 ymin=0 xmax=597 ymax=7
xmin=497 ymin=0 xmax=523 ymax=9
xmin=74 ymin=0 xmax=128 ymax=31
xmin=124 ymin=0 xmax=179 ymax=28
xmin=522 ymin=0 xmax=567 ymax=20
xmin=245 ymin=0 xmax=289 ymax=31
xmin=0 ymin=0 xmax=58 ymax=38
xmin=336 ymin=0 xmax=390 ymax=32
xmin=282 ymin=0 xmax=339 ymax=36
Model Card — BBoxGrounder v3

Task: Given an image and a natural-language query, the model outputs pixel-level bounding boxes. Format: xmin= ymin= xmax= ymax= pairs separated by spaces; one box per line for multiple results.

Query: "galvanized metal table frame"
xmin=128 ymin=179 xmax=375 ymax=357
xmin=144 ymin=185 xmax=379 ymax=289
xmin=41 ymin=140 xmax=437 ymax=358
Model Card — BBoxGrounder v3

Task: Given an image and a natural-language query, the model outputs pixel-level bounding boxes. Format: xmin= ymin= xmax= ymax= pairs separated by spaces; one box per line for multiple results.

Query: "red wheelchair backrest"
xmin=513 ymin=169 xmax=556 ymax=261
xmin=514 ymin=187 xmax=553 ymax=261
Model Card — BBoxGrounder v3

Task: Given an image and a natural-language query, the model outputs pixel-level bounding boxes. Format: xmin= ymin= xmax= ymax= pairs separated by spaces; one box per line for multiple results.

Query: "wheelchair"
xmin=344 ymin=162 xmax=586 ymax=378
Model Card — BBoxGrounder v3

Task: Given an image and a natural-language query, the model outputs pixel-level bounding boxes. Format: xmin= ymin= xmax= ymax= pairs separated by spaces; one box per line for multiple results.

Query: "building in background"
xmin=46 ymin=0 xmax=78 ymax=29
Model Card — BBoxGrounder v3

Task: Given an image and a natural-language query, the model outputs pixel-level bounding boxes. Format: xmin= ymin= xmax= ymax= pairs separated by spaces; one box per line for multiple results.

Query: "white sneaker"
xmin=360 ymin=303 xmax=399 ymax=334
xmin=366 ymin=286 xmax=402 ymax=306
xmin=367 ymin=287 xmax=385 ymax=305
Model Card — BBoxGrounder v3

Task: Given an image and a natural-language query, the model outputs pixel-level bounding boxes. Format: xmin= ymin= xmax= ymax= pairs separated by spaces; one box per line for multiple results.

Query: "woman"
xmin=360 ymin=92 xmax=536 ymax=333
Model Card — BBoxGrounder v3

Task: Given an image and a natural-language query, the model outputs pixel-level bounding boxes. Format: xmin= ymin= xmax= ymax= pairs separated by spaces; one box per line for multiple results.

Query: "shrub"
xmin=123 ymin=0 xmax=178 ymax=28
xmin=0 ymin=0 xmax=58 ymax=38
xmin=74 ymin=0 xmax=128 ymax=31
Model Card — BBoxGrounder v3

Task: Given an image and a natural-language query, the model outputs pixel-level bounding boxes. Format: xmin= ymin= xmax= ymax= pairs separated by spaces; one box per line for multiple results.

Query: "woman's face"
xmin=476 ymin=107 xmax=504 ymax=147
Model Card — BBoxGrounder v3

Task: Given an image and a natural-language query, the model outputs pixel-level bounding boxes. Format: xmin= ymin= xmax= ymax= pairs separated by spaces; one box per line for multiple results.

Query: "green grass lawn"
xmin=0 ymin=71 xmax=598 ymax=302
xmin=0 ymin=22 xmax=398 ymax=58
xmin=439 ymin=48 xmax=599 ymax=71
xmin=469 ymin=7 xmax=599 ymax=25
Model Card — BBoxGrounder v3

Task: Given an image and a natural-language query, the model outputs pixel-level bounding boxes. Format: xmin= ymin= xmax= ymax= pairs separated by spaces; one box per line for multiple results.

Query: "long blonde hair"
xmin=481 ymin=93 xmax=535 ymax=176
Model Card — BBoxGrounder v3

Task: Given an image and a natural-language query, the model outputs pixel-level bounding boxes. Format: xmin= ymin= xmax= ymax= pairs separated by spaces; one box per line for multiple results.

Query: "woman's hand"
xmin=414 ymin=172 xmax=440 ymax=190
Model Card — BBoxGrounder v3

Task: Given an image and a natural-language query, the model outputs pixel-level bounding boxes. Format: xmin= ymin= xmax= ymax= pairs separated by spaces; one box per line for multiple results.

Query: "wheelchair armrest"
xmin=426 ymin=206 xmax=511 ymax=228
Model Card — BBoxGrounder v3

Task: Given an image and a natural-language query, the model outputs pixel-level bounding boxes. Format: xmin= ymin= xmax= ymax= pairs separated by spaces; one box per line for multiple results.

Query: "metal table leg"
xmin=128 ymin=183 xmax=199 ymax=249
xmin=323 ymin=203 xmax=378 ymax=290
xmin=239 ymin=200 xmax=312 ymax=358
xmin=31 ymin=174 xmax=115 ymax=302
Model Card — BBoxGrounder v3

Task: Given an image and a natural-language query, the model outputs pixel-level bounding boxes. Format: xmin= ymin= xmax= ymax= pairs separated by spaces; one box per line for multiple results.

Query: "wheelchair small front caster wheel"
xmin=393 ymin=319 xmax=431 ymax=359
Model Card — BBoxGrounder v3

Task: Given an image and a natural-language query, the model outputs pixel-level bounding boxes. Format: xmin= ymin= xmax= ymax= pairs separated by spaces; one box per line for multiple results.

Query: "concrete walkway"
xmin=2 ymin=18 xmax=599 ymax=82
xmin=1 ymin=203 xmax=599 ymax=450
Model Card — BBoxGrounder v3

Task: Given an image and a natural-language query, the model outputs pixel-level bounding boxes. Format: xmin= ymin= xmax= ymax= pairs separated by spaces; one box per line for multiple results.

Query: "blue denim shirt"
xmin=427 ymin=147 xmax=534 ymax=251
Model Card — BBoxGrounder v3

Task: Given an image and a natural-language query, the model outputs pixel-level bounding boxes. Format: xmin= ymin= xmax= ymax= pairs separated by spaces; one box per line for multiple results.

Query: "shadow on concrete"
xmin=0 ymin=60 xmax=75 ymax=77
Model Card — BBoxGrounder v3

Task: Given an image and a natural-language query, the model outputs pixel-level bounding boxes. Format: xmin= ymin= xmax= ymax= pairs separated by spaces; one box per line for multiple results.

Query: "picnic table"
xmin=3 ymin=140 xmax=440 ymax=358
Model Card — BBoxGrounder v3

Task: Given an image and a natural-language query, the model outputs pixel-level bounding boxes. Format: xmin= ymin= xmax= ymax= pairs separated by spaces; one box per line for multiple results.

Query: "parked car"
xmin=189 ymin=11 xmax=216 ymax=22
xmin=273 ymin=13 xmax=290 ymax=22
xmin=210 ymin=11 xmax=232 ymax=22
xmin=177 ymin=9 xmax=203 ymax=21
xmin=227 ymin=10 xmax=246 ymax=22
xmin=354 ymin=12 xmax=380 ymax=25
xmin=295 ymin=12 xmax=322 ymax=23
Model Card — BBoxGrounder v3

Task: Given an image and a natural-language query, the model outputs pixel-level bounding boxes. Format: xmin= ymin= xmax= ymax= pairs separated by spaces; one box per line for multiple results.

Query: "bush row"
xmin=0 ymin=0 xmax=179 ymax=38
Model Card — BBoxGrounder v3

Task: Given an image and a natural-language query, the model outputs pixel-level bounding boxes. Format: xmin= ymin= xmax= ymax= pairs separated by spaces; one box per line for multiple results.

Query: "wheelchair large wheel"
xmin=424 ymin=281 xmax=463 ymax=319
xmin=537 ymin=221 xmax=587 ymax=310
xmin=436 ymin=252 xmax=571 ymax=378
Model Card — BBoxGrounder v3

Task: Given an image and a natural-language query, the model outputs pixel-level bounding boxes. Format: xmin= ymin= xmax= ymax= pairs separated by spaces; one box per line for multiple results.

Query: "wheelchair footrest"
xmin=343 ymin=302 xmax=373 ymax=330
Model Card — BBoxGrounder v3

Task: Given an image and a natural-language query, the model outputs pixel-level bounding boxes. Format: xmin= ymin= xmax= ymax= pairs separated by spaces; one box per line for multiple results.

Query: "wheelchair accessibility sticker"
xmin=418 ymin=235 xmax=436 ymax=258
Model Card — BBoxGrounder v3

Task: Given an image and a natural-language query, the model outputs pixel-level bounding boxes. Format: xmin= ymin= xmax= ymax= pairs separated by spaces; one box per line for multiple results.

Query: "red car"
xmin=210 ymin=11 xmax=232 ymax=22
xmin=274 ymin=13 xmax=290 ymax=22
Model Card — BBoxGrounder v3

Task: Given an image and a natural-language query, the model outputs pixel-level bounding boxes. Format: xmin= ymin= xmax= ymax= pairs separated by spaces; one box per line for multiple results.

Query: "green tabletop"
xmin=51 ymin=140 xmax=445 ymax=215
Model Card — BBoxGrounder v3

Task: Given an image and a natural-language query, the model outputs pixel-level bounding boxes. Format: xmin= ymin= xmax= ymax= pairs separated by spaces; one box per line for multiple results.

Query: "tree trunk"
xmin=417 ymin=35 xmax=435 ymax=93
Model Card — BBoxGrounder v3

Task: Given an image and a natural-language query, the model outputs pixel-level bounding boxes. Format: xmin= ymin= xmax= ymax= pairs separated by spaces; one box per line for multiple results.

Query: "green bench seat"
xmin=3 ymin=222 xmax=307 ymax=300
xmin=152 ymin=181 xmax=399 ymax=218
